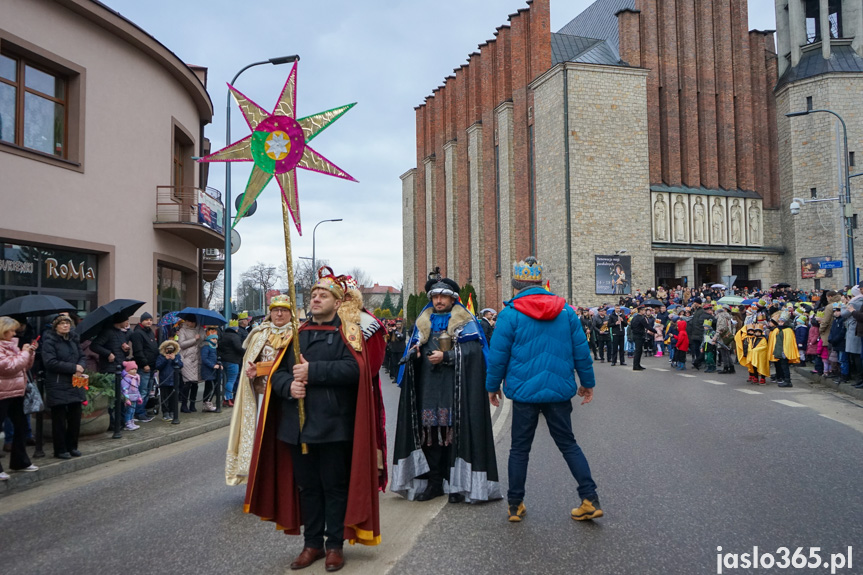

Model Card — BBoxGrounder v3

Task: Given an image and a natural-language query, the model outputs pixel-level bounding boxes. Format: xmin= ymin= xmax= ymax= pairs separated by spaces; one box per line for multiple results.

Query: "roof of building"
xmin=776 ymin=42 xmax=863 ymax=90
xmin=551 ymin=33 xmax=624 ymax=66
xmin=556 ymin=0 xmax=635 ymax=62
xmin=359 ymin=283 xmax=400 ymax=295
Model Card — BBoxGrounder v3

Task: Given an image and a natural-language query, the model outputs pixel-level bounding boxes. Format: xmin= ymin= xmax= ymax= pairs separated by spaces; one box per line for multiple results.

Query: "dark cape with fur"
xmin=392 ymin=302 xmax=501 ymax=502
xmin=243 ymin=315 xmax=386 ymax=545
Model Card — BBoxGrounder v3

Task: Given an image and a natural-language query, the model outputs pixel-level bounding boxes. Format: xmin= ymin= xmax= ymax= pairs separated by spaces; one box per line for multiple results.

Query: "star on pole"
xmin=198 ymin=62 xmax=357 ymax=234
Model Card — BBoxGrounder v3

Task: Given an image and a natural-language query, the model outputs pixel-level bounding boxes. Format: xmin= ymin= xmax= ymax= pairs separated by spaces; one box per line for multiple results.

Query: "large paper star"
xmin=198 ymin=62 xmax=356 ymax=234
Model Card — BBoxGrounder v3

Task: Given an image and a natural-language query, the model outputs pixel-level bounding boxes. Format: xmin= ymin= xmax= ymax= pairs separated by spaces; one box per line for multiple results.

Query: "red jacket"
xmin=675 ymin=320 xmax=690 ymax=352
xmin=0 ymin=338 xmax=34 ymax=400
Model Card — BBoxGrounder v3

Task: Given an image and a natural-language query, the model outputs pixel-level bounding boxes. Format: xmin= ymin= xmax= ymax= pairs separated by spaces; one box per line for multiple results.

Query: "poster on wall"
xmin=801 ymin=256 xmax=834 ymax=279
xmin=198 ymin=191 xmax=224 ymax=234
xmin=596 ymin=255 xmax=632 ymax=295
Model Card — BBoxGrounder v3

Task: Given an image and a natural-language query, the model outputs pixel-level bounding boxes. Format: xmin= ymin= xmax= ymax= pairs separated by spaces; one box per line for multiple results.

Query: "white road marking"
xmin=736 ymin=389 xmax=763 ymax=395
xmin=492 ymin=397 xmax=511 ymax=440
xmin=704 ymin=380 xmax=727 ymax=385
xmin=652 ymin=368 xmax=670 ymax=372
xmin=772 ymin=399 xmax=806 ymax=407
xmin=678 ymin=374 xmax=696 ymax=378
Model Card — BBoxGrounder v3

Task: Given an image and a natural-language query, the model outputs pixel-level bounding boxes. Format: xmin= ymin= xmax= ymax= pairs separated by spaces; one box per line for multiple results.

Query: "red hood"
xmin=677 ymin=320 xmax=688 ymax=332
xmin=513 ymin=293 xmax=567 ymax=320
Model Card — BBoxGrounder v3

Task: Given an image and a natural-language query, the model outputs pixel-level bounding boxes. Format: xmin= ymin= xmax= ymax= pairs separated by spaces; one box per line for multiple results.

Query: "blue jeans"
xmin=840 ymin=351 xmax=850 ymax=376
xmin=507 ymin=400 xmax=597 ymax=504
xmin=135 ymin=371 xmax=152 ymax=418
xmin=224 ymin=363 xmax=239 ymax=400
xmin=124 ymin=402 xmax=136 ymax=423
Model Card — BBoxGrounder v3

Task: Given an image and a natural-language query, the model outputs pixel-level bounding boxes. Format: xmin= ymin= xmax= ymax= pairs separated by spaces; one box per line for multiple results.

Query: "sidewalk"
xmin=793 ymin=364 xmax=863 ymax=402
xmin=0 ymin=408 xmax=232 ymax=496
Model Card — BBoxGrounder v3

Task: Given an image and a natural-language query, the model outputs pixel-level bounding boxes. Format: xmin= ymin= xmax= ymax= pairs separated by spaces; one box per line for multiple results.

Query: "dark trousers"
xmin=507 ymin=400 xmax=597 ymax=504
xmin=159 ymin=385 xmax=176 ymax=415
xmin=291 ymin=441 xmax=352 ymax=550
xmin=50 ymin=402 xmax=82 ymax=456
xmin=422 ymin=434 xmax=452 ymax=487
xmin=181 ymin=380 xmax=198 ymax=408
xmin=691 ymin=339 xmax=704 ymax=367
xmin=203 ymin=380 xmax=215 ymax=403
xmin=775 ymin=358 xmax=791 ymax=382
xmin=610 ymin=335 xmax=626 ymax=364
xmin=588 ymin=338 xmax=598 ymax=359
xmin=0 ymin=396 xmax=32 ymax=472
xmin=632 ymin=338 xmax=645 ymax=369
xmin=851 ymin=353 xmax=863 ymax=383
xmin=596 ymin=338 xmax=611 ymax=361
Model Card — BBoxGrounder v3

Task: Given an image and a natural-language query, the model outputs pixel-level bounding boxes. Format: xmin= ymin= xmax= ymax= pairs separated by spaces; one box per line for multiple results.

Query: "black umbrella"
xmin=772 ymin=283 xmax=791 ymax=289
xmin=0 ymin=294 xmax=75 ymax=317
xmin=76 ymin=299 xmax=144 ymax=341
xmin=643 ymin=299 xmax=664 ymax=307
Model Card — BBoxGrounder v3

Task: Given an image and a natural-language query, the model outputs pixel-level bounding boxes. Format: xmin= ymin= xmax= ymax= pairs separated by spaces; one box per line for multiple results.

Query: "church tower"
xmin=775 ymin=0 xmax=863 ymax=288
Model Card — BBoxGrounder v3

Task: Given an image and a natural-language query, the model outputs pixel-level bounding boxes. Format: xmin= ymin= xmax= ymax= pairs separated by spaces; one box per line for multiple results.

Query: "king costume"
xmin=241 ymin=269 xmax=387 ymax=566
xmin=392 ymin=268 xmax=501 ymax=503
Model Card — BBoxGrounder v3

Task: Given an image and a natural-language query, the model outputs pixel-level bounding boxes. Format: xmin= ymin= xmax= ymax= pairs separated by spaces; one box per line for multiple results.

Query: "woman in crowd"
xmin=177 ymin=319 xmax=202 ymax=412
xmin=42 ymin=315 xmax=87 ymax=459
xmin=0 ymin=316 xmax=38 ymax=479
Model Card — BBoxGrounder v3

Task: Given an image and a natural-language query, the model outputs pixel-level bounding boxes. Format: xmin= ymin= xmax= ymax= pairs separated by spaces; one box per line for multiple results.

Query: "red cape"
xmin=243 ymin=323 xmax=384 ymax=545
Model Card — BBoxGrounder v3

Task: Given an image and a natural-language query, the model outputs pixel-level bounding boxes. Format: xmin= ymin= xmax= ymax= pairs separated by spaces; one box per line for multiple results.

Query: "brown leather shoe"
xmin=290 ymin=547 xmax=325 ymax=570
xmin=325 ymin=548 xmax=345 ymax=572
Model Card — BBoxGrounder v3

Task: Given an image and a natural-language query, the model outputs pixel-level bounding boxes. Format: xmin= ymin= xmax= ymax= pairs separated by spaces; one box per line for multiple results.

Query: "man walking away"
xmin=629 ymin=306 xmax=656 ymax=371
xmin=486 ymin=257 xmax=601 ymax=523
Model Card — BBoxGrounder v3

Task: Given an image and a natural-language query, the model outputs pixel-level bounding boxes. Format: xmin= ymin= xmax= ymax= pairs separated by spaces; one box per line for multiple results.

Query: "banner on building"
xmin=801 ymin=256 xmax=834 ymax=279
xmin=198 ymin=191 xmax=224 ymax=234
xmin=595 ymin=255 xmax=631 ymax=295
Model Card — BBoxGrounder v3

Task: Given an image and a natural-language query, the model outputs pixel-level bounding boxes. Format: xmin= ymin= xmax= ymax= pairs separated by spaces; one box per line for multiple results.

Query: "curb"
xmin=0 ymin=414 xmax=230 ymax=497
xmin=793 ymin=365 xmax=863 ymax=401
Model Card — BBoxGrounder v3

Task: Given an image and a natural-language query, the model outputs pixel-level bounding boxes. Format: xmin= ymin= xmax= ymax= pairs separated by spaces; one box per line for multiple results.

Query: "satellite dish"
xmin=230 ymin=229 xmax=241 ymax=254
xmin=235 ymin=196 xmax=257 ymax=218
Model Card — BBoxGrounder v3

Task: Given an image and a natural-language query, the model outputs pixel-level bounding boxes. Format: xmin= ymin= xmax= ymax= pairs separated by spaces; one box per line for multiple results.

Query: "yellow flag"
xmin=466 ymin=292 xmax=476 ymax=316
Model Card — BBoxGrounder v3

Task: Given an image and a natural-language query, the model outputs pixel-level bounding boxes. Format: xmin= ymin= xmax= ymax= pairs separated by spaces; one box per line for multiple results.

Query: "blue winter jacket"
xmin=200 ymin=344 xmax=219 ymax=381
xmin=485 ymin=287 xmax=595 ymax=403
xmin=155 ymin=354 xmax=183 ymax=388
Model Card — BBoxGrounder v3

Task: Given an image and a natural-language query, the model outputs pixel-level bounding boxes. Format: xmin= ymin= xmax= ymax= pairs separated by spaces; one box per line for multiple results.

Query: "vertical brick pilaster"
xmin=415 ymin=105 xmax=427 ymax=286
xmin=714 ymin=0 xmax=738 ymax=190
xmin=528 ymin=0 xmax=551 ymax=82
xmin=749 ymin=31 xmax=768 ymax=202
xmin=731 ymin=0 xmax=754 ymax=191
xmin=496 ymin=26 xmax=512 ymax=104
xmin=764 ymin=32 xmax=780 ymax=209
xmin=510 ymin=10 xmax=531 ymax=261
xmin=659 ymin=0 xmax=682 ymax=186
xmin=480 ymin=40 xmax=499 ymax=309
xmin=638 ymin=0 xmax=662 ymax=185
xmin=434 ymin=85 xmax=448 ymax=276
xmin=678 ymin=0 xmax=700 ymax=187
xmin=617 ymin=9 xmax=642 ymax=67
xmin=455 ymin=66 xmax=471 ymax=286
xmin=696 ymin=0 xmax=719 ymax=188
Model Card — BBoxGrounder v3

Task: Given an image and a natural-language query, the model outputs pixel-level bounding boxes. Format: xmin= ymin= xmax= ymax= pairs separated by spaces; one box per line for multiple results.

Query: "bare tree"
xmin=348 ymin=266 xmax=373 ymax=289
xmin=203 ymin=270 xmax=224 ymax=310
xmin=242 ymin=261 xmax=280 ymax=293
xmin=289 ymin=258 xmax=329 ymax=312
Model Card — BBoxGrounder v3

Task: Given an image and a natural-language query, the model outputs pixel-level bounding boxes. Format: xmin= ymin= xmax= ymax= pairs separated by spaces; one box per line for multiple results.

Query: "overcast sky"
xmin=104 ymin=0 xmax=777 ymax=292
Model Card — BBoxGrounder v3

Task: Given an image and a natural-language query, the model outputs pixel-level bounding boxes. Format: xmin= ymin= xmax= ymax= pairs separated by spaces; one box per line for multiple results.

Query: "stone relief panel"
xmin=728 ymin=198 xmax=745 ymax=246
xmin=651 ymin=192 xmax=671 ymax=243
xmin=709 ymin=196 xmax=728 ymax=245
xmin=671 ymin=193 xmax=690 ymax=244
xmin=745 ymin=198 xmax=763 ymax=246
xmin=690 ymin=195 xmax=709 ymax=245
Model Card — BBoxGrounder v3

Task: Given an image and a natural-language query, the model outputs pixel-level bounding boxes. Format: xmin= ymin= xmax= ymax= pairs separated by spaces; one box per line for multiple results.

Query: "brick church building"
xmin=401 ymin=0 xmax=863 ymax=307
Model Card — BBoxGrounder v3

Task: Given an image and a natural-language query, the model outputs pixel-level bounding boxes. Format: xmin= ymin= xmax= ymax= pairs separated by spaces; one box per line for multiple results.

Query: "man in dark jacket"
xmin=629 ymin=305 xmax=656 ymax=371
xmin=689 ymin=300 xmax=708 ymax=369
xmin=129 ymin=312 xmax=158 ymax=421
xmin=217 ymin=323 xmax=245 ymax=404
xmin=607 ymin=305 xmax=628 ymax=366
xmin=592 ymin=308 xmax=611 ymax=362
xmin=479 ymin=308 xmax=495 ymax=344
xmin=90 ymin=316 xmax=131 ymax=373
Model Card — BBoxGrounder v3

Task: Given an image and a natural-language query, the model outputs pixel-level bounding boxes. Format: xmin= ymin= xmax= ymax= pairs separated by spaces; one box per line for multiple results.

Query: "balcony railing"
xmin=154 ymin=186 xmax=225 ymax=250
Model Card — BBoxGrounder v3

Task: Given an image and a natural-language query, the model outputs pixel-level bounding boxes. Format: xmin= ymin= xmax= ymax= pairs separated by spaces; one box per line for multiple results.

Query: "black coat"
xmin=630 ymin=314 xmax=656 ymax=338
xmin=270 ymin=317 xmax=360 ymax=444
xmin=90 ymin=326 xmax=129 ymax=372
xmin=129 ymin=324 xmax=158 ymax=371
xmin=217 ymin=328 xmax=245 ymax=365
xmin=41 ymin=330 xmax=86 ymax=407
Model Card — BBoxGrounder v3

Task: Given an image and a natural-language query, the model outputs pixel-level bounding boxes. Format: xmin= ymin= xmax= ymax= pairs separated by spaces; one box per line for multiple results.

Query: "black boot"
xmin=415 ymin=482 xmax=444 ymax=501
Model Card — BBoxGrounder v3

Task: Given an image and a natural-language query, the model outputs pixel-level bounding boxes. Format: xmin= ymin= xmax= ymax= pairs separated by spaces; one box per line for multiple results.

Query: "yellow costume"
xmin=748 ymin=335 xmax=771 ymax=377
xmin=734 ymin=327 xmax=751 ymax=369
xmin=767 ymin=326 xmax=800 ymax=364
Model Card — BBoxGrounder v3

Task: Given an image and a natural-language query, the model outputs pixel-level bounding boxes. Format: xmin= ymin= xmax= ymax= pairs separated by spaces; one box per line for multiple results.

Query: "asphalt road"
xmin=3 ymin=356 xmax=863 ymax=575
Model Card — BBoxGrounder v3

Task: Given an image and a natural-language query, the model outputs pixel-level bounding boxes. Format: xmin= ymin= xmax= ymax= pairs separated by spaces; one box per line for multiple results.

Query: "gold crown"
xmin=513 ymin=257 xmax=542 ymax=282
xmin=269 ymin=294 xmax=292 ymax=310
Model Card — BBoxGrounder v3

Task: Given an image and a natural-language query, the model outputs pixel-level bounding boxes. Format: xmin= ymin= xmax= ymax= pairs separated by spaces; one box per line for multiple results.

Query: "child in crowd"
xmin=200 ymin=326 xmax=221 ymax=413
xmin=806 ymin=314 xmax=823 ymax=375
xmin=794 ymin=314 xmax=809 ymax=367
xmin=653 ymin=319 xmax=665 ymax=357
xmin=673 ymin=319 xmax=689 ymax=371
xmin=702 ymin=320 xmax=717 ymax=373
xmin=748 ymin=325 xmax=770 ymax=385
xmin=156 ymin=340 xmax=183 ymax=423
xmin=121 ymin=361 xmax=142 ymax=431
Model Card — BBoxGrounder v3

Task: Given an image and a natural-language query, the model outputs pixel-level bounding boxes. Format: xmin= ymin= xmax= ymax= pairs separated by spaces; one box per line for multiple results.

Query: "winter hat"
xmin=512 ymin=256 xmax=543 ymax=291
xmin=122 ymin=361 xmax=138 ymax=372
xmin=205 ymin=333 xmax=218 ymax=345
xmin=52 ymin=315 xmax=73 ymax=328
xmin=851 ymin=285 xmax=862 ymax=298
xmin=140 ymin=312 xmax=153 ymax=321
xmin=159 ymin=340 xmax=180 ymax=355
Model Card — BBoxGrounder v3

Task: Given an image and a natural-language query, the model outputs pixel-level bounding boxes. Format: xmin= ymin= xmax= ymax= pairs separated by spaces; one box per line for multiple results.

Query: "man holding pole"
xmin=244 ymin=267 xmax=384 ymax=572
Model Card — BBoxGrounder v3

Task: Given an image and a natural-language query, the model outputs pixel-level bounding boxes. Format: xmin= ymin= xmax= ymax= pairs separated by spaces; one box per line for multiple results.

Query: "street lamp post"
xmin=224 ymin=55 xmax=299 ymax=321
xmin=311 ymin=218 xmax=343 ymax=274
xmin=787 ymin=109 xmax=855 ymax=286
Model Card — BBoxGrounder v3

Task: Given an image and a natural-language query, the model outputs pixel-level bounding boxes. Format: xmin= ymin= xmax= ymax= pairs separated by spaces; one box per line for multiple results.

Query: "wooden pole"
xmin=281 ymin=199 xmax=307 ymax=454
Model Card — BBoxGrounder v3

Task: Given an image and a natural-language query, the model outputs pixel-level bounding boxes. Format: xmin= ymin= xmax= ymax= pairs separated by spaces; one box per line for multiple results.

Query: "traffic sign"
xmin=820 ymin=260 xmax=843 ymax=269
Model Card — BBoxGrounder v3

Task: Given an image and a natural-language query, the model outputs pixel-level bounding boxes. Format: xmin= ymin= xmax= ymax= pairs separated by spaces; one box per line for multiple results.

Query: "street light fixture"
xmin=312 ymin=219 xmax=343 ymax=274
xmin=223 ymin=55 xmax=300 ymax=321
xmin=786 ymin=109 xmax=856 ymax=286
